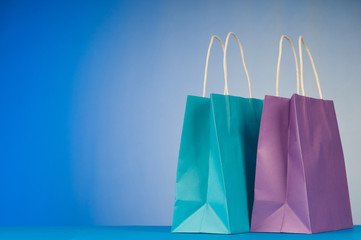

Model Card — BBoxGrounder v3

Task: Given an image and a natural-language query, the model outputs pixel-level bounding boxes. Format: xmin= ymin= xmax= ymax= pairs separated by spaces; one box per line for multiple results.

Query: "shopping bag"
xmin=172 ymin=32 xmax=263 ymax=234
xmin=251 ymin=35 xmax=353 ymax=234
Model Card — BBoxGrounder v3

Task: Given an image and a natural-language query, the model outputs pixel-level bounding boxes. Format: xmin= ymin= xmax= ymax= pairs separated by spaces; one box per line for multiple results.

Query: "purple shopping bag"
xmin=251 ymin=36 xmax=353 ymax=234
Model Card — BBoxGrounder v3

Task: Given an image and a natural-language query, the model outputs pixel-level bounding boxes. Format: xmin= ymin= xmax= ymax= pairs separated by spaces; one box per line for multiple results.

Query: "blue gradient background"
xmin=0 ymin=0 xmax=360 ymax=225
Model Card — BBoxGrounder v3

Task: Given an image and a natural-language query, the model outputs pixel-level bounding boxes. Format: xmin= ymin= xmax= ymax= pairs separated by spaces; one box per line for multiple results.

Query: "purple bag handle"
xmin=276 ymin=35 xmax=301 ymax=96
xmin=299 ymin=36 xmax=323 ymax=99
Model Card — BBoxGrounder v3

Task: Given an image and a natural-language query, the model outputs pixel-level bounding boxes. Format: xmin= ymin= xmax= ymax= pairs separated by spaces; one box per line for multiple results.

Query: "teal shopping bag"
xmin=172 ymin=33 xmax=263 ymax=234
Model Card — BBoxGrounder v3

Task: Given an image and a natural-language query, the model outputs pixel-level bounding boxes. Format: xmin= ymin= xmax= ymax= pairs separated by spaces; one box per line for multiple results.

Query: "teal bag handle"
xmin=202 ymin=35 xmax=227 ymax=97
xmin=202 ymin=33 xmax=252 ymax=98
xmin=223 ymin=32 xmax=252 ymax=98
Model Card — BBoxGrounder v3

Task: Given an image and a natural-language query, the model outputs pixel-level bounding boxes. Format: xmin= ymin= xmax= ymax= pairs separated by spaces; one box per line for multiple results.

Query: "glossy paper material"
xmin=251 ymin=94 xmax=353 ymax=234
xmin=172 ymin=94 xmax=263 ymax=234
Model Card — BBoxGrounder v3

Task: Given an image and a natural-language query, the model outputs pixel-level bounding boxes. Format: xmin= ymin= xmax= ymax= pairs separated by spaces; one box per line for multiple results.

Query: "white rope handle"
xmin=298 ymin=36 xmax=323 ymax=99
xmin=276 ymin=35 xmax=301 ymax=96
xmin=202 ymin=35 xmax=227 ymax=97
xmin=223 ymin=32 xmax=252 ymax=98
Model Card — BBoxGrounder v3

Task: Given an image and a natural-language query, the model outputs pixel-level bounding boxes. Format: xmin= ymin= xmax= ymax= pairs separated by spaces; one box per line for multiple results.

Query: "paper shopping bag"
xmin=251 ymin=36 xmax=353 ymax=234
xmin=172 ymin=33 xmax=263 ymax=234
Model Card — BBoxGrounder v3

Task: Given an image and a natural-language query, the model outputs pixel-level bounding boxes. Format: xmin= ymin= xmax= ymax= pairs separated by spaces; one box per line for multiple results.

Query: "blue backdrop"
xmin=0 ymin=0 xmax=361 ymax=225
